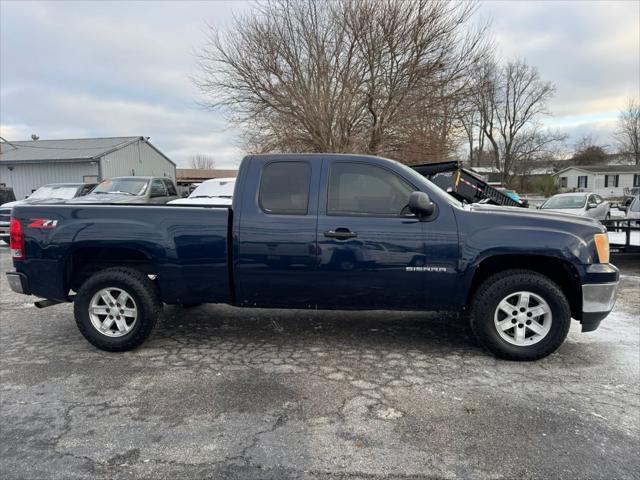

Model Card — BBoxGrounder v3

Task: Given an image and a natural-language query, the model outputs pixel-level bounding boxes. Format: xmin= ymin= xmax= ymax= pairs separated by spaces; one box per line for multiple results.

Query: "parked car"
xmin=621 ymin=195 xmax=640 ymax=221
xmin=539 ymin=192 xmax=610 ymax=220
xmin=66 ymin=177 xmax=179 ymax=204
xmin=0 ymin=185 xmax=16 ymax=205
xmin=0 ymin=183 xmax=96 ymax=243
xmin=168 ymin=178 xmax=235 ymax=206
xmin=6 ymin=154 xmax=618 ymax=361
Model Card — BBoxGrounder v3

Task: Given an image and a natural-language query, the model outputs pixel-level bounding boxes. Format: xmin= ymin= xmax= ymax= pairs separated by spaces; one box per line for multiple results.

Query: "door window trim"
xmin=258 ymin=160 xmax=312 ymax=215
xmin=325 ymin=161 xmax=418 ymax=218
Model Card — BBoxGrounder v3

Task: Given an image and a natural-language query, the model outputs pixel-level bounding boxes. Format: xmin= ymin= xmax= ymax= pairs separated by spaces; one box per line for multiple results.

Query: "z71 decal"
xmin=28 ymin=219 xmax=59 ymax=229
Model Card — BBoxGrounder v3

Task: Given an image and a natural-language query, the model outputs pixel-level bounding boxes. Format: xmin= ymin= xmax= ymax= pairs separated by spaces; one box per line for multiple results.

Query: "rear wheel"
xmin=469 ymin=270 xmax=571 ymax=361
xmin=74 ymin=267 xmax=162 ymax=351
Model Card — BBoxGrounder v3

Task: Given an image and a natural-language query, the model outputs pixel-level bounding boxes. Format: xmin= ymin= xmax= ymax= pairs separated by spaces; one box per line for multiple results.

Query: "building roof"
xmin=176 ymin=168 xmax=238 ymax=181
xmin=554 ymin=164 xmax=640 ymax=175
xmin=1 ymin=136 xmax=143 ymax=163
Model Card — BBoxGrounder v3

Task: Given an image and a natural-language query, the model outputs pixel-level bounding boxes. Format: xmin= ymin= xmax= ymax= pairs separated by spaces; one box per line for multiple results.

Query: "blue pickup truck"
xmin=5 ymin=154 xmax=619 ymax=360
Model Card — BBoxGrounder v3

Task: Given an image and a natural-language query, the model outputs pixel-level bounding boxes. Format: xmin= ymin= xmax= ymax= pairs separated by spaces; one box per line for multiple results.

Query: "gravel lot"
xmin=1 ymin=246 xmax=638 ymax=480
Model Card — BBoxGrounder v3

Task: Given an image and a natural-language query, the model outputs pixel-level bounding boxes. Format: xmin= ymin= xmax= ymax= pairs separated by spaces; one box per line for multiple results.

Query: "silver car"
xmin=540 ymin=192 xmax=610 ymax=221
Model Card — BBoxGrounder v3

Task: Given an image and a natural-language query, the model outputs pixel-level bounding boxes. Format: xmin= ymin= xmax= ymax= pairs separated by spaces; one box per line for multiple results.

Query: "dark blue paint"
xmin=10 ymin=153 xmax=610 ymax=313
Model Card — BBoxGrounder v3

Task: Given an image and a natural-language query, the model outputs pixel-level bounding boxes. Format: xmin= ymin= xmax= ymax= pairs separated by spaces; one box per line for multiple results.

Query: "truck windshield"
xmin=542 ymin=195 xmax=586 ymax=209
xmin=190 ymin=179 xmax=235 ymax=198
xmin=93 ymin=179 xmax=149 ymax=196
xmin=29 ymin=185 xmax=79 ymax=200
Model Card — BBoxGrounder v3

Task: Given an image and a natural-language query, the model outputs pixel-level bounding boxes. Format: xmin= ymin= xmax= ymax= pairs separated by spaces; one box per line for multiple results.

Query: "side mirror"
xmin=409 ymin=191 xmax=435 ymax=218
xmin=587 ymin=202 xmax=597 ymax=210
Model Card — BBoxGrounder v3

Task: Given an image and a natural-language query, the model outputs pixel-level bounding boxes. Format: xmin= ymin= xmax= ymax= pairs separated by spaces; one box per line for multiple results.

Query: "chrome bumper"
xmin=6 ymin=272 xmax=29 ymax=295
xmin=582 ymin=282 xmax=618 ymax=313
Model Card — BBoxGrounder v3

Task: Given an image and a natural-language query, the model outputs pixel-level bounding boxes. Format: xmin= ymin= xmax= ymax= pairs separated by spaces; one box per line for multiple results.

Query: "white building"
xmin=0 ymin=136 xmax=176 ymax=199
xmin=554 ymin=165 xmax=640 ymax=198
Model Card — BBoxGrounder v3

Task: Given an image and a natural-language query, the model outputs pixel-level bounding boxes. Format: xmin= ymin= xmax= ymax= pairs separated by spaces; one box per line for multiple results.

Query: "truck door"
xmin=315 ymin=161 xmax=426 ymax=309
xmin=236 ymin=157 xmax=321 ymax=308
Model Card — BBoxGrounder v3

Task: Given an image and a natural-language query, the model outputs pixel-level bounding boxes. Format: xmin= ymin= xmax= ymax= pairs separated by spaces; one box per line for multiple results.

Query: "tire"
xmin=469 ymin=269 xmax=571 ymax=361
xmin=74 ymin=267 xmax=162 ymax=352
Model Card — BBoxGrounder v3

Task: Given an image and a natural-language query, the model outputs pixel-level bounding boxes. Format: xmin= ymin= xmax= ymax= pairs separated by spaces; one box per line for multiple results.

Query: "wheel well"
xmin=466 ymin=255 xmax=582 ymax=319
xmin=66 ymin=247 xmax=152 ymax=293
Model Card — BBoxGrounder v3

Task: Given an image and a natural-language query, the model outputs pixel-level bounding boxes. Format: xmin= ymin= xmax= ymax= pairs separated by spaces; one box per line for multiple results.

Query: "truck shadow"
xmin=158 ymin=304 xmax=480 ymax=355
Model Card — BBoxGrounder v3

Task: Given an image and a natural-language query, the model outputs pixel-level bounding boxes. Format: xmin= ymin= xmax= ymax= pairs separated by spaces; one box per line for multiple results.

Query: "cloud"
xmin=1 ymin=0 xmax=638 ymax=165
xmin=0 ymin=1 xmax=249 ymax=167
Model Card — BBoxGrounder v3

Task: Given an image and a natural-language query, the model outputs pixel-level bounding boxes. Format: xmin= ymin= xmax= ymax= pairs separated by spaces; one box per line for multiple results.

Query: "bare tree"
xmin=471 ymin=59 xmax=564 ymax=183
xmin=614 ymin=98 xmax=640 ymax=165
xmin=572 ymin=136 xmax=608 ymax=165
xmin=189 ymin=154 xmax=216 ymax=169
xmin=195 ymin=0 xmax=489 ymax=161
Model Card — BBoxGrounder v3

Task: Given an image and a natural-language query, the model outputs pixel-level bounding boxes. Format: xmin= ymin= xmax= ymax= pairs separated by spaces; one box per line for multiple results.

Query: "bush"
xmin=534 ymin=175 xmax=558 ymax=197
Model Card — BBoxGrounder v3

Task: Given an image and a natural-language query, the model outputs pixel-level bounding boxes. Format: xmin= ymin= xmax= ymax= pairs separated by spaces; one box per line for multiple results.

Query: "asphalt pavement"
xmin=1 ymin=246 xmax=638 ymax=479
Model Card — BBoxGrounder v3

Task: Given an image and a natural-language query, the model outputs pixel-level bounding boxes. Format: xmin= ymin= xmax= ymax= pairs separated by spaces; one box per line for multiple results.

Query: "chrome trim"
xmin=582 ymin=282 xmax=618 ymax=313
xmin=6 ymin=273 xmax=25 ymax=294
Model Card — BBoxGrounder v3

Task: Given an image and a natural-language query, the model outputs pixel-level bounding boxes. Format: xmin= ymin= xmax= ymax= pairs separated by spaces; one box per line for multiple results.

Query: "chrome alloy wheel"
xmin=89 ymin=287 xmax=138 ymax=337
xmin=493 ymin=291 xmax=552 ymax=346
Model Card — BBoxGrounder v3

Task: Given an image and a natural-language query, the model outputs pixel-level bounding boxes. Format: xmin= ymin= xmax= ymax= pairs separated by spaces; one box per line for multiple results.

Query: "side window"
xmin=150 ymin=179 xmax=167 ymax=197
xmin=80 ymin=184 xmax=94 ymax=196
xmin=631 ymin=198 xmax=640 ymax=213
xmin=327 ymin=163 xmax=414 ymax=216
xmin=163 ymin=179 xmax=177 ymax=196
xmin=259 ymin=161 xmax=311 ymax=214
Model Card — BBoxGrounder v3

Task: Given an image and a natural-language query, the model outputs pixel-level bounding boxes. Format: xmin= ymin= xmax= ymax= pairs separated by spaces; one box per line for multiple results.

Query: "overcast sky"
xmin=1 ymin=0 xmax=638 ymax=167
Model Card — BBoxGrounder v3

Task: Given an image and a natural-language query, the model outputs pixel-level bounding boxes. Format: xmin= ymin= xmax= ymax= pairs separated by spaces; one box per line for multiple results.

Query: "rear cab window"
xmin=259 ymin=162 xmax=311 ymax=214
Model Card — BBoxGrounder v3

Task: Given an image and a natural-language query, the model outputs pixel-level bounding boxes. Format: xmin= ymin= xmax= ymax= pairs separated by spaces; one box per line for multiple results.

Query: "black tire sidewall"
xmin=471 ymin=271 xmax=571 ymax=361
xmin=74 ymin=268 xmax=160 ymax=351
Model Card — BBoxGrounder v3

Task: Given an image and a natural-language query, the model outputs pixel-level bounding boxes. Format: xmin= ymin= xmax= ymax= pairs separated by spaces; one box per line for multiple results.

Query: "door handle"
xmin=324 ymin=229 xmax=357 ymax=239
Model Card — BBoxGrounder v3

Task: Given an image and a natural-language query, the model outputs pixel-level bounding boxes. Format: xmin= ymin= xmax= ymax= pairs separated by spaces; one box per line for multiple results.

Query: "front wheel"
xmin=469 ymin=270 xmax=571 ymax=361
xmin=74 ymin=267 xmax=162 ymax=351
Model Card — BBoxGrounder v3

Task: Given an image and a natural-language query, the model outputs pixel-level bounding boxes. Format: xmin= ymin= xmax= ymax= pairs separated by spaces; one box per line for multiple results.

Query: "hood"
xmin=65 ymin=193 xmax=144 ymax=204
xmin=167 ymin=196 xmax=232 ymax=206
xmin=468 ymin=203 xmax=602 ymax=229
xmin=540 ymin=207 xmax=585 ymax=216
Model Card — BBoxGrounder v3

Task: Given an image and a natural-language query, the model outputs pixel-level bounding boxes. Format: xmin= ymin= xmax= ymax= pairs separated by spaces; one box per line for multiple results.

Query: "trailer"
xmin=412 ymin=161 xmax=526 ymax=208
xmin=602 ymin=218 xmax=640 ymax=254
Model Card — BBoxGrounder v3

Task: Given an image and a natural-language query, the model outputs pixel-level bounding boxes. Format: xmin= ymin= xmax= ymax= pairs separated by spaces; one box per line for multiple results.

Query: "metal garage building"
xmin=0 ymin=136 xmax=176 ymax=199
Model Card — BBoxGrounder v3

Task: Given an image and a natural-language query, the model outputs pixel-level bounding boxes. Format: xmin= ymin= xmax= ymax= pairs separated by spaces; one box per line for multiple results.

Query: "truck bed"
xmin=10 ymin=204 xmax=231 ymax=304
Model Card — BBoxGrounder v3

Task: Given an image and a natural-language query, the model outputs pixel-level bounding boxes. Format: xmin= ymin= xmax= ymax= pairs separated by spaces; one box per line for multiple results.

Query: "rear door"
xmin=314 ymin=161 xmax=425 ymax=309
xmin=236 ymin=157 xmax=321 ymax=308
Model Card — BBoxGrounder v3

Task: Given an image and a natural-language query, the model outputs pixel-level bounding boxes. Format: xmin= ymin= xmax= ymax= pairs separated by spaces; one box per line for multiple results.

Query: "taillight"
xmin=9 ymin=218 xmax=25 ymax=260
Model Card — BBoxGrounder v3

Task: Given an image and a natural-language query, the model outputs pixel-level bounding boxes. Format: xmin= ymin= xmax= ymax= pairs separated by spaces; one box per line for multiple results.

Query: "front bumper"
xmin=580 ymin=264 xmax=619 ymax=332
xmin=6 ymin=272 xmax=30 ymax=295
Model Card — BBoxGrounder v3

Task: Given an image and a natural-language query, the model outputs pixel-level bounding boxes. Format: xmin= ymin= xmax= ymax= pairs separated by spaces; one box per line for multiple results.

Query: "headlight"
xmin=594 ymin=233 xmax=609 ymax=264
